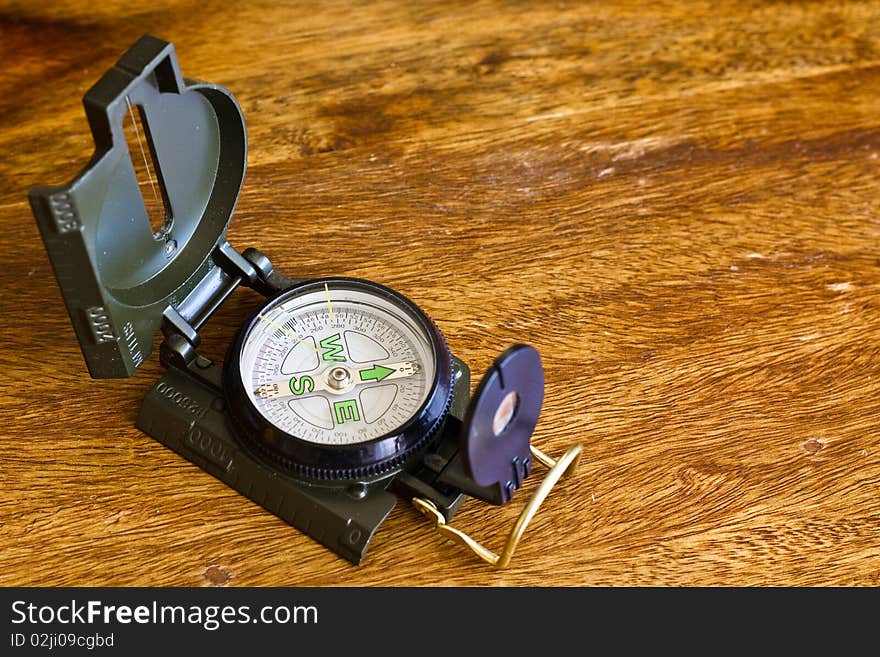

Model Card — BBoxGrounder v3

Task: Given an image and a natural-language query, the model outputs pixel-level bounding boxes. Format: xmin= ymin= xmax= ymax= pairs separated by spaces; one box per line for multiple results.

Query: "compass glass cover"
xmin=239 ymin=283 xmax=437 ymax=446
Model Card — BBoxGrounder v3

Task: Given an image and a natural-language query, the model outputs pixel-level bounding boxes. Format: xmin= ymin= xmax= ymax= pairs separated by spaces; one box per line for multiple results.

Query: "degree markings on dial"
xmin=257 ymin=313 xmax=318 ymax=353
xmin=246 ymin=298 xmax=431 ymax=444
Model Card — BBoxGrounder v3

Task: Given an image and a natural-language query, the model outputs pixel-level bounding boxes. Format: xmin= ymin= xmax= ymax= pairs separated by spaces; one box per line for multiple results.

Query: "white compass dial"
xmin=239 ymin=284 xmax=437 ymax=445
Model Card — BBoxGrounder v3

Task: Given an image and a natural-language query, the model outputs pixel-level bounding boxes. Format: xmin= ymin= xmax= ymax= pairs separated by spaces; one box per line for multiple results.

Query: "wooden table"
xmin=1 ymin=1 xmax=879 ymax=587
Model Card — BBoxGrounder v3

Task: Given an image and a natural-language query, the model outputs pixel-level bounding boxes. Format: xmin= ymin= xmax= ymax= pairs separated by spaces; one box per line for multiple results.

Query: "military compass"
xmin=29 ymin=36 xmax=581 ymax=566
xmin=229 ymin=278 xmax=452 ymax=477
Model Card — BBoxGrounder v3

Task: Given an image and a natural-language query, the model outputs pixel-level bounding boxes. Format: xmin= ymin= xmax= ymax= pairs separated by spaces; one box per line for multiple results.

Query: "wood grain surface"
xmin=2 ymin=0 xmax=880 ymax=586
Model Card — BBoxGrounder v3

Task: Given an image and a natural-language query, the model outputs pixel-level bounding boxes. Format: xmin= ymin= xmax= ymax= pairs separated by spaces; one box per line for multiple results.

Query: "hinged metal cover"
xmin=29 ymin=35 xmax=247 ymax=378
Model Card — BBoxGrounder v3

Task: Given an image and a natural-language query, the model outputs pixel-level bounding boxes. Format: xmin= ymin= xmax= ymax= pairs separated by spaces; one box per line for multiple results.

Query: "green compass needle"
xmin=358 ymin=363 xmax=395 ymax=382
xmin=255 ymin=361 xmax=420 ymax=399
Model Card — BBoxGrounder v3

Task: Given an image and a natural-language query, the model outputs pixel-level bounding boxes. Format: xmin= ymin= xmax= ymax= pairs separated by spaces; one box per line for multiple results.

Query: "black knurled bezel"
xmin=223 ymin=277 xmax=455 ymax=481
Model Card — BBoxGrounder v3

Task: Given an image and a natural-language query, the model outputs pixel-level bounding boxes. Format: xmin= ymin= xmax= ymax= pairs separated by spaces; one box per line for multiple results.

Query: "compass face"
xmin=238 ymin=282 xmax=438 ymax=446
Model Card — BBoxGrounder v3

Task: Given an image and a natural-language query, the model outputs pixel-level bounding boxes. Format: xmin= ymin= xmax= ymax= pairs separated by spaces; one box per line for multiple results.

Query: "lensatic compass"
xmin=29 ymin=36 xmax=581 ymax=566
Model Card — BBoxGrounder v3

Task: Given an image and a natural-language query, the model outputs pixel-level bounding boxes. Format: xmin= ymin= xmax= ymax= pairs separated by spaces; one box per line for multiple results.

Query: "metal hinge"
xmin=159 ymin=242 xmax=257 ymax=368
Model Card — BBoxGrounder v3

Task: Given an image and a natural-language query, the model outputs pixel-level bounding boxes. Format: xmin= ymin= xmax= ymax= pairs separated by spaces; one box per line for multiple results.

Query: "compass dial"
xmin=226 ymin=278 xmax=453 ymax=479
